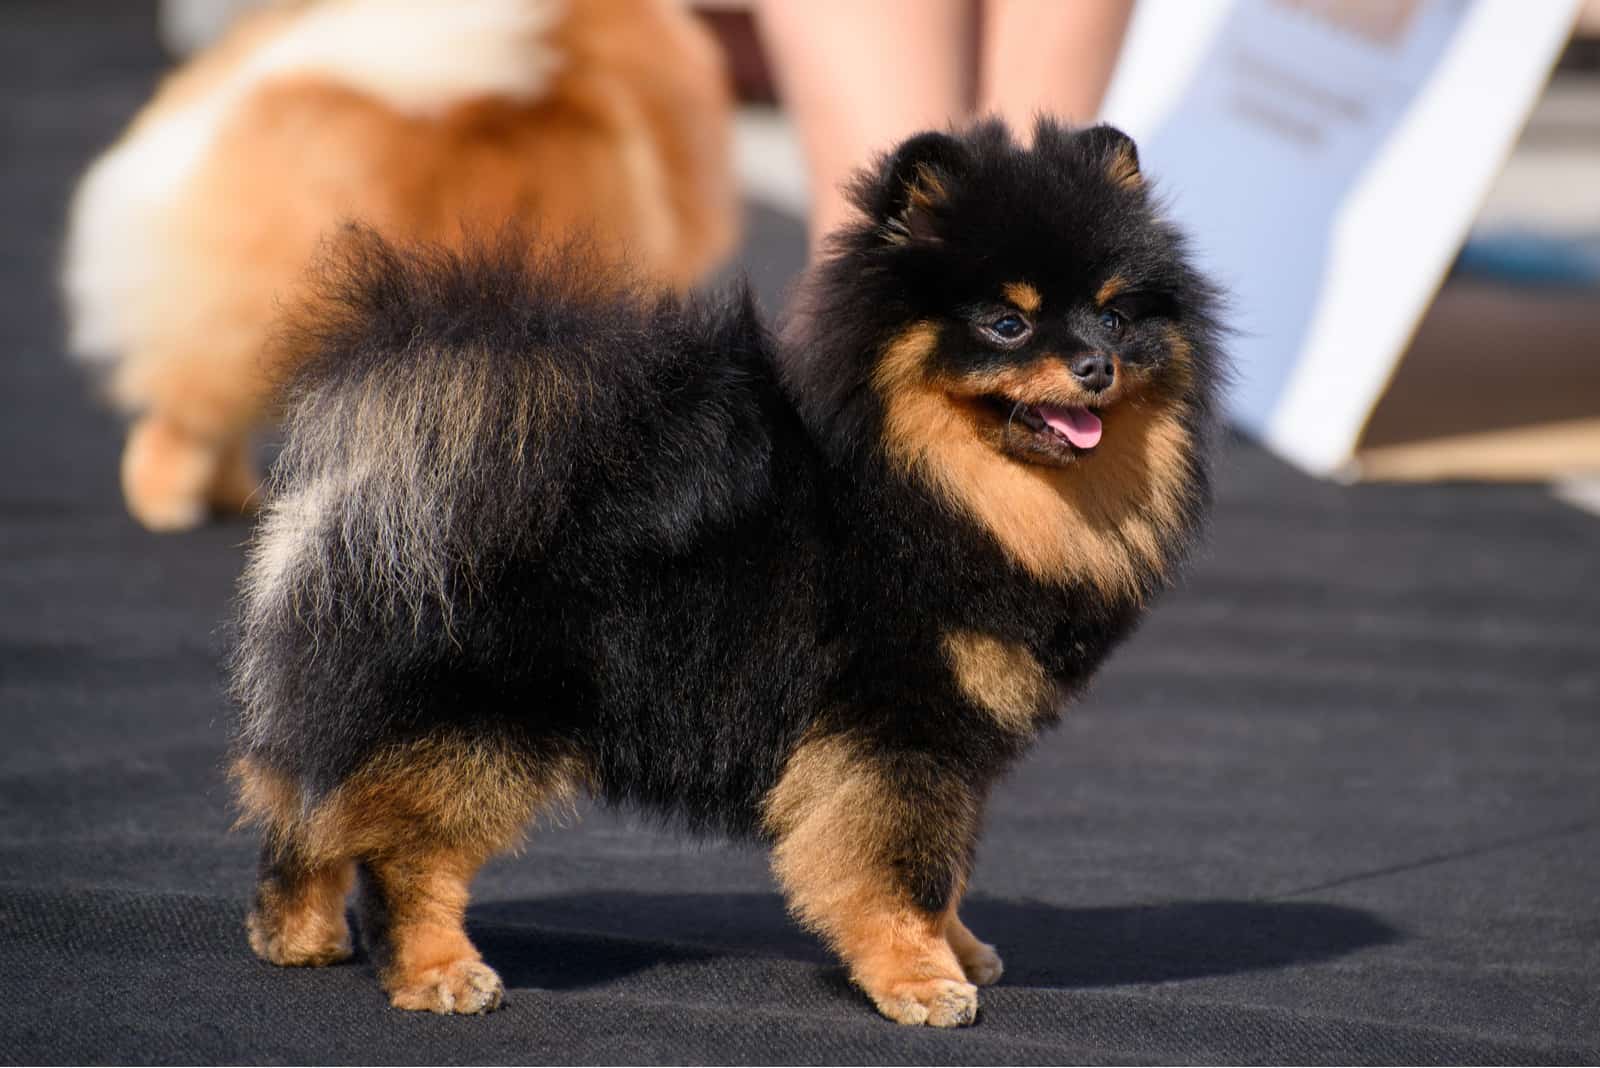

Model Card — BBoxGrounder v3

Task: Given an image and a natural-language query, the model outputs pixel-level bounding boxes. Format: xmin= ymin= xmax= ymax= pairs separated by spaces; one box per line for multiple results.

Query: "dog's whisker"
xmin=1006 ymin=399 xmax=1025 ymax=437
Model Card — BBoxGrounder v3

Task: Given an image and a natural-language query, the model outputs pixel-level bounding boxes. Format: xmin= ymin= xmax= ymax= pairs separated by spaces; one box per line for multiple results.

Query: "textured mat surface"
xmin=2 ymin=4 xmax=1598 ymax=1064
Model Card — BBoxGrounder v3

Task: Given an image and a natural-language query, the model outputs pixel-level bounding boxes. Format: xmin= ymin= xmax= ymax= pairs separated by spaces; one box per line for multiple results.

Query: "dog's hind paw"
xmin=387 ymin=959 xmax=504 ymax=1015
xmin=869 ymin=978 xmax=979 ymax=1027
xmin=246 ymin=909 xmax=352 ymax=968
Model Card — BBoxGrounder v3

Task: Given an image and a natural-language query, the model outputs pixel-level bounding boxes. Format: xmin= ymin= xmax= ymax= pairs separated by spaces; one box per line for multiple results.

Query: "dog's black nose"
xmin=1069 ymin=353 xmax=1115 ymax=392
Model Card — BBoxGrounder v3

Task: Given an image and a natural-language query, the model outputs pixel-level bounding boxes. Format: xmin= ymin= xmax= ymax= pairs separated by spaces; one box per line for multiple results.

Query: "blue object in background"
xmin=1455 ymin=230 xmax=1600 ymax=288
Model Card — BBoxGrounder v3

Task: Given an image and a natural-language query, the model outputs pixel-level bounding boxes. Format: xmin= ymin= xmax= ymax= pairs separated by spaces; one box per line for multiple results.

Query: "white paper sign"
xmin=1103 ymin=0 xmax=1580 ymax=476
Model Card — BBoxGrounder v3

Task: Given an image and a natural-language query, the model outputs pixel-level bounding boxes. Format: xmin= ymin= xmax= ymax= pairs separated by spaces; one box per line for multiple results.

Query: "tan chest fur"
xmin=940 ymin=630 xmax=1057 ymax=732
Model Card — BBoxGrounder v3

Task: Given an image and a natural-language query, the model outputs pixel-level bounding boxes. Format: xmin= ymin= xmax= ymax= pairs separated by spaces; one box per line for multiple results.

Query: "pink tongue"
xmin=1038 ymin=404 xmax=1103 ymax=449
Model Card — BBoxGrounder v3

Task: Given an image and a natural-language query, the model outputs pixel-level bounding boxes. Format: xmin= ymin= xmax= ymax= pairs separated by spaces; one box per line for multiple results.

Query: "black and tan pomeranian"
xmin=230 ymin=118 xmax=1225 ymax=1027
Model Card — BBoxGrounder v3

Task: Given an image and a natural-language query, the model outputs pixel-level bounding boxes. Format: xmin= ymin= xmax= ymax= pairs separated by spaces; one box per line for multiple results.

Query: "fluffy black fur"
xmin=231 ymin=118 xmax=1226 ymax=1022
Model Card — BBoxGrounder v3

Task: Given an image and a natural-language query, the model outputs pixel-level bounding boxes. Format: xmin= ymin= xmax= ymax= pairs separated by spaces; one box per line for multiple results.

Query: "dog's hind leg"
xmin=236 ymin=755 xmax=504 ymax=1009
xmin=234 ymin=738 xmax=581 ymax=1012
xmin=235 ymin=756 xmax=355 ymax=967
xmin=116 ymin=319 xmax=268 ymax=531
xmin=122 ymin=411 xmax=260 ymax=531
xmin=357 ymin=850 xmax=504 ymax=1014
xmin=300 ymin=735 xmax=584 ymax=1014
xmin=247 ymin=843 xmax=356 ymax=967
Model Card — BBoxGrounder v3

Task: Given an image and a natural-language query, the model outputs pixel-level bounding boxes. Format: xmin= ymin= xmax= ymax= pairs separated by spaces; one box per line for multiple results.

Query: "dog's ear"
xmin=1077 ymin=123 xmax=1142 ymax=191
xmin=863 ymin=131 xmax=971 ymax=244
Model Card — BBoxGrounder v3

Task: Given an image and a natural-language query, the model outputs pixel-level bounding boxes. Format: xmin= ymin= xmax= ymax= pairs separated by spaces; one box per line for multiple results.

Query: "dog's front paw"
xmin=946 ymin=913 xmax=1004 ymax=986
xmin=387 ymin=959 xmax=504 ymax=1015
xmin=956 ymin=940 xmax=1004 ymax=986
xmin=868 ymin=977 xmax=979 ymax=1027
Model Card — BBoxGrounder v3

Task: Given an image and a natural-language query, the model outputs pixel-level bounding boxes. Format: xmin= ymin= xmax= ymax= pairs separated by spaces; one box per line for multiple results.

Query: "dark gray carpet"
xmin=3 ymin=4 xmax=1597 ymax=1063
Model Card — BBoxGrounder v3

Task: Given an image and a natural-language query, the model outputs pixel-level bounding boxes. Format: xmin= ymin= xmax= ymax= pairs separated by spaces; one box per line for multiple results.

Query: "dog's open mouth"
xmin=1017 ymin=402 xmax=1102 ymax=450
xmin=977 ymin=394 xmax=1104 ymax=461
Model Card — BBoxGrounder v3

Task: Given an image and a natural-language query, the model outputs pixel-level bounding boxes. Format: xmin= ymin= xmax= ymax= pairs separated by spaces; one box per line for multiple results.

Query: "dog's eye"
xmin=1098 ymin=309 xmax=1127 ymax=334
xmin=985 ymin=314 xmax=1031 ymax=343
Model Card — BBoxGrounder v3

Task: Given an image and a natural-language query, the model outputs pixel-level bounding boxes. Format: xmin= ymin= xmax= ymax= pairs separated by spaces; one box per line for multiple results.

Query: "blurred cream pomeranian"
xmin=63 ymin=0 xmax=737 ymax=531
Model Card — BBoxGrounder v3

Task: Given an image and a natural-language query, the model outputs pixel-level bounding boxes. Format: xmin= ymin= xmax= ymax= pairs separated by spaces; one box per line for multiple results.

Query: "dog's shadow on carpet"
xmin=468 ymin=892 xmax=1398 ymax=992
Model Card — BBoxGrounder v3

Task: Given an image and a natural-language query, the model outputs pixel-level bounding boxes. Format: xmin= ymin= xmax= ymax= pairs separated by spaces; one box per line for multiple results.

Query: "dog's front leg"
xmin=765 ymin=734 xmax=985 ymax=1027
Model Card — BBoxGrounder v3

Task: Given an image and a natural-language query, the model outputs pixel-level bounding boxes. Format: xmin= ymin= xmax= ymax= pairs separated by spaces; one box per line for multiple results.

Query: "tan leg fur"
xmin=765 ymin=735 xmax=984 ymax=1027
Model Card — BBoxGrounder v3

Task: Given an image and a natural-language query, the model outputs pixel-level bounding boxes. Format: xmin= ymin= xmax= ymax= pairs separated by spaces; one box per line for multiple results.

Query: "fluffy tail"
xmin=245 ymin=227 xmax=624 ymax=627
